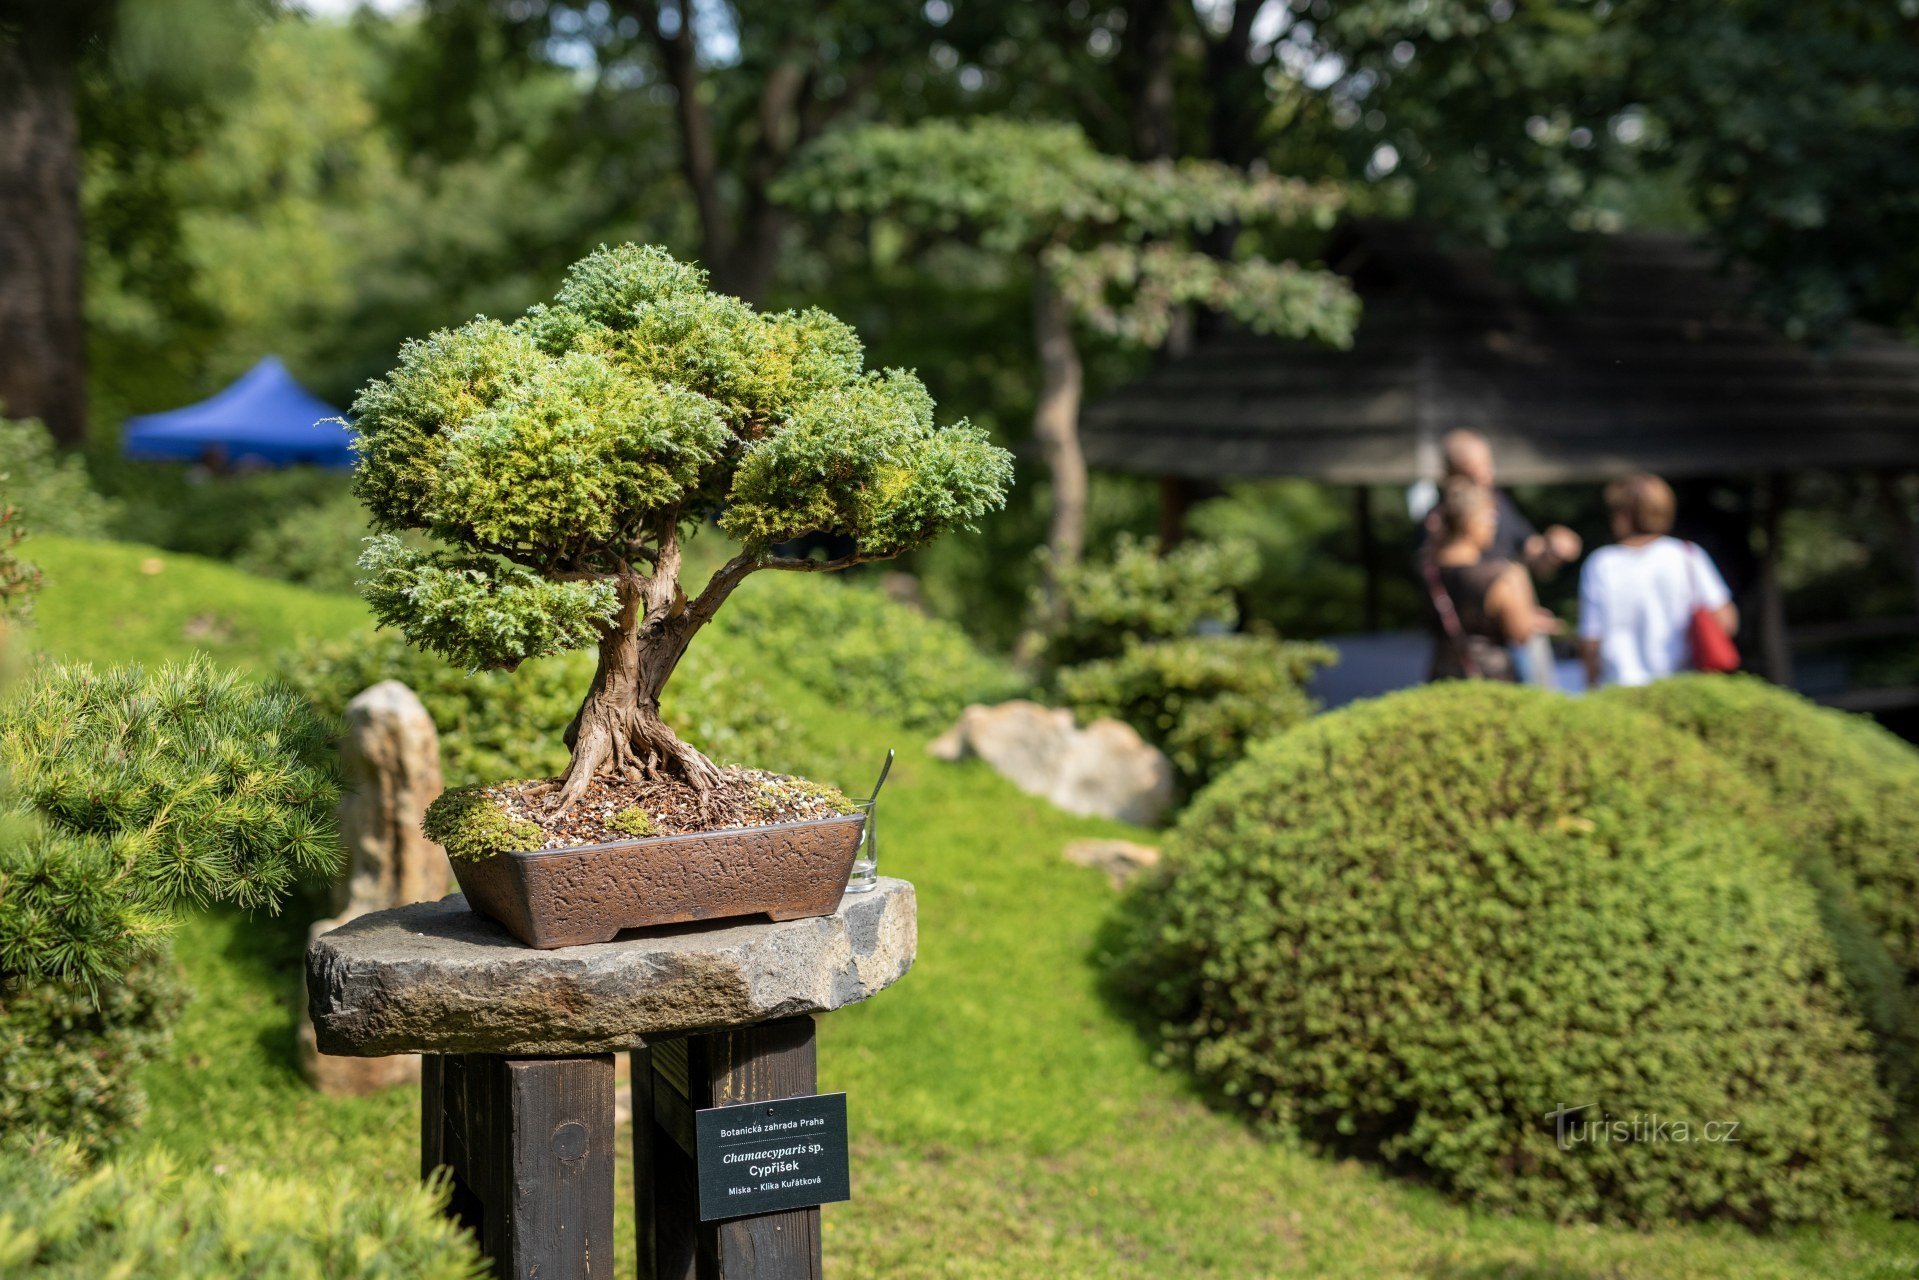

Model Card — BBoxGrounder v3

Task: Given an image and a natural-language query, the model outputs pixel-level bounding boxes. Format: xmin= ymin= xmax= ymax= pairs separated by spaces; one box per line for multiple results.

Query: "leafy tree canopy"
xmin=781 ymin=118 xmax=1357 ymax=347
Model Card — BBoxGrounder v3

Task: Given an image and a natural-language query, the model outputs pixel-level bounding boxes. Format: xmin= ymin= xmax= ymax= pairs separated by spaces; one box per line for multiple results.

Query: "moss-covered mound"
xmin=1113 ymin=682 xmax=1896 ymax=1226
xmin=1599 ymin=674 xmax=1919 ymax=984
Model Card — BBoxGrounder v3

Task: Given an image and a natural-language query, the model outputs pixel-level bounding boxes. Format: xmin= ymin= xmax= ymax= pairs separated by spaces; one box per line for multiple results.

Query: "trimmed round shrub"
xmin=1598 ymin=675 xmax=1919 ymax=984
xmin=1114 ymin=682 xmax=1897 ymax=1226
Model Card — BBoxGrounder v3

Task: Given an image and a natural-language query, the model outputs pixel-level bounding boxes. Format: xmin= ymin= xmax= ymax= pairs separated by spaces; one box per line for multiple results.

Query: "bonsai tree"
xmin=777 ymin=119 xmax=1359 ymax=639
xmin=352 ymin=244 xmax=1013 ymax=815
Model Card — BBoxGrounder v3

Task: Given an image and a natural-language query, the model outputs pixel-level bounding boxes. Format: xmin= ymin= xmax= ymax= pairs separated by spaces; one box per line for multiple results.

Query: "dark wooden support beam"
xmin=638 ymin=1018 xmax=823 ymax=1280
xmin=422 ymin=1053 xmax=616 ymax=1279
xmin=1756 ymin=473 xmax=1793 ymax=687
xmin=1353 ymin=485 xmax=1380 ymax=632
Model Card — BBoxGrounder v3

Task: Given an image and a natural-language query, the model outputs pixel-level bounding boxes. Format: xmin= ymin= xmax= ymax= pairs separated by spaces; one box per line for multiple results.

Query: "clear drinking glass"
xmin=846 ymin=798 xmax=878 ymax=892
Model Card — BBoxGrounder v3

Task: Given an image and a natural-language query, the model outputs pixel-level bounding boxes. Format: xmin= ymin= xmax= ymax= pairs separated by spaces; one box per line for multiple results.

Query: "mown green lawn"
xmin=26 ymin=536 xmax=1919 ymax=1278
xmin=23 ymin=535 xmax=368 ymax=671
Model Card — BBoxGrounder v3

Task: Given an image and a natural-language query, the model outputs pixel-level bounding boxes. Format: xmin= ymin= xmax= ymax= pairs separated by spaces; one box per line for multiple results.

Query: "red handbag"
xmin=1685 ymin=543 xmax=1740 ymax=674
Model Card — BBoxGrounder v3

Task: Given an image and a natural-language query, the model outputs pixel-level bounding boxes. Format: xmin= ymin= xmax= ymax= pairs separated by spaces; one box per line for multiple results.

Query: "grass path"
xmin=26 ymin=537 xmax=1919 ymax=1278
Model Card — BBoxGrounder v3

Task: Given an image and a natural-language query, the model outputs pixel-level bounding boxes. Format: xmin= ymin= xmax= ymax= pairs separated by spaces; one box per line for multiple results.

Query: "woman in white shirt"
xmin=1578 ymin=473 xmax=1739 ymax=688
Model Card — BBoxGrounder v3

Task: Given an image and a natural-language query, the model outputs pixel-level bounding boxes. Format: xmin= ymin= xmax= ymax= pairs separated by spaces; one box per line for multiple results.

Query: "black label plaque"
xmin=694 ymin=1093 xmax=851 ymax=1222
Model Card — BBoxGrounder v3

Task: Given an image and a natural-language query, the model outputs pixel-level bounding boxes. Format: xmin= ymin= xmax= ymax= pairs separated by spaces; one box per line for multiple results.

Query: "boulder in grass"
xmin=928 ymin=699 xmax=1173 ymax=825
xmin=299 ymin=680 xmax=452 ymax=1096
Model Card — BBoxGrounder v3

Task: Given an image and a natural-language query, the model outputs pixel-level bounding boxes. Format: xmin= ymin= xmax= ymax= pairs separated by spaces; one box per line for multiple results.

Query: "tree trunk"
xmin=1019 ymin=270 xmax=1088 ymax=659
xmin=0 ymin=36 xmax=86 ymax=444
xmin=550 ymin=572 xmax=723 ymax=816
xmin=628 ymin=0 xmax=734 ymax=285
xmin=1127 ymin=0 xmax=1179 ymax=162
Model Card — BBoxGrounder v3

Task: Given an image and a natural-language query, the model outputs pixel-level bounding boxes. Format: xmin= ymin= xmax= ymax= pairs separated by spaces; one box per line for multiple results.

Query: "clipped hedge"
xmin=1057 ymin=633 xmax=1332 ymax=794
xmin=1114 ymin=682 xmax=1896 ymax=1226
xmin=0 ymin=1142 xmax=487 ymax=1278
xmin=1600 ymin=675 xmax=1919 ymax=984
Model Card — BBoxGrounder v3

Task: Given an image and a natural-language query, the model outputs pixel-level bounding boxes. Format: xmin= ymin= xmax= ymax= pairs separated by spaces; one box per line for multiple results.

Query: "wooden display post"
xmin=306 ymin=880 xmax=917 ymax=1280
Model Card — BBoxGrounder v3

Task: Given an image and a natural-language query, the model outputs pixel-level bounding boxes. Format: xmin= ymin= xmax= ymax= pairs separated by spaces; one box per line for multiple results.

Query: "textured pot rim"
xmin=483 ymin=809 xmax=866 ymax=863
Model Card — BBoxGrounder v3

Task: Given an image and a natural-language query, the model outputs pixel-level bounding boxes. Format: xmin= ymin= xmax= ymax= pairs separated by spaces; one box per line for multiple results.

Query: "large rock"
xmin=298 ymin=680 xmax=451 ymax=1094
xmin=927 ymin=699 xmax=1173 ymax=825
xmin=307 ymin=878 xmax=917 ymax=1057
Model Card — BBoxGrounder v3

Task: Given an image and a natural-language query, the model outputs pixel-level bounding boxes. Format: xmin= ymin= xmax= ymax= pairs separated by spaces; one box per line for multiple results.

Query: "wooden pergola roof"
xmin=1081 ymin=221 xmax=1919 ymax=485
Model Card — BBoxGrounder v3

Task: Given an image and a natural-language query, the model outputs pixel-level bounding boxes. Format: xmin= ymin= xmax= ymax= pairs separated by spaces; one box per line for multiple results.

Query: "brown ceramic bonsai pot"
xmin=450 ymin=812 xmax=865 ymax=949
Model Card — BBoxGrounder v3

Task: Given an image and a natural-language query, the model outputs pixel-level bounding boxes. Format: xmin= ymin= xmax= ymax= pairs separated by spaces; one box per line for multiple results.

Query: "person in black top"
xmin=1421 ymin=430 xmax=1582 ymax=575
xmin=1425 ymin=481 xmax=1560 ymax=681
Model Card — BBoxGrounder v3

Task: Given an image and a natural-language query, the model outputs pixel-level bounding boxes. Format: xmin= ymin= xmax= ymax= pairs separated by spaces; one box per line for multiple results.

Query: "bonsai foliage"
xmin=778 ymin=119 xmax=1359 ymax=630
xmin=352 ymin=244 xmax=1013 ymax=812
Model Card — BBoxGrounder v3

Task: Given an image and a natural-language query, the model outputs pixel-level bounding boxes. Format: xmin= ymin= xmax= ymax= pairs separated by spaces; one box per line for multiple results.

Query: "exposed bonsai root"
xmin=546 ymin=704 xmax=722 ymax=819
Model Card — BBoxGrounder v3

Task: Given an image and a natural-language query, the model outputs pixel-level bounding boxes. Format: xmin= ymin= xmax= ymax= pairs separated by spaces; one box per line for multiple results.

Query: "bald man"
xmin=1423 ymin=430 xmax=1581 ymax=575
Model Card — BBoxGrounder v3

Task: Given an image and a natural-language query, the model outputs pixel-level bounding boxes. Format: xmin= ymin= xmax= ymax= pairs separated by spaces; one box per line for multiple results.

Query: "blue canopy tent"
xmin=121 ymin=356 xmax=354 ymax=469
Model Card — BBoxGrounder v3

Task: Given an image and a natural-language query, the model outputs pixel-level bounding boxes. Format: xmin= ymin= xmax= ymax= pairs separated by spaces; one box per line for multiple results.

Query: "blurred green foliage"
xmin=0 ymin=1141 xmax=487 ymax=1279
xmin=0 ymin=418 xmax=119 ymax=539
xmin=720 ymin=572 xmax=1026 ymax=731
xmin=1040 ymin=533 xmax=1333 ymax=795
xmin=0 ymin=963 xmax=183 ymax=1162
xmin=1058 ymin=633 xmax=1331 ymax=796
xmin=97 ymin=464 xmax=350 ymax=562
xmin=84 ymin=11 xmax=659 ymax=428
xmin=1042 ymin=532 xmax=1255 ymax=670
xmin=282 ymin=570 xmax=1023 ymax=788
xmin=1112 ymin=682 xmax=1901 ymax=1226
xmin=233 ymin=487 xmax=373 ymax=595
xmin=280 ymin=630 xmax=794 ymax=790
xmin=1189 ymin=480 xmax=1428 ymax=637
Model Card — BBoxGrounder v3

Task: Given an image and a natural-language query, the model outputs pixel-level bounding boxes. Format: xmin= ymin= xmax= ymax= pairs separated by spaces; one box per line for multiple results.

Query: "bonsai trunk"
xmin=549 ymin=564 xmax=723 ymax=817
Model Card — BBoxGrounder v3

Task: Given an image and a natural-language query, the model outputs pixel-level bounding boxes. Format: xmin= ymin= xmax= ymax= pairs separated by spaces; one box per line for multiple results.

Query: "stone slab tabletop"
xmin=306 ymin=877 xmax=916 ymax=1057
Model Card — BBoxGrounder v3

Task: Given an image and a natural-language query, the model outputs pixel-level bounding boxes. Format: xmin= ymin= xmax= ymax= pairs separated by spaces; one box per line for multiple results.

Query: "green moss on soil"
xmin=609 ymin=806 xmax=658 ymax=838
xmin=423 ymin=785 xmax=542 ymax=861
